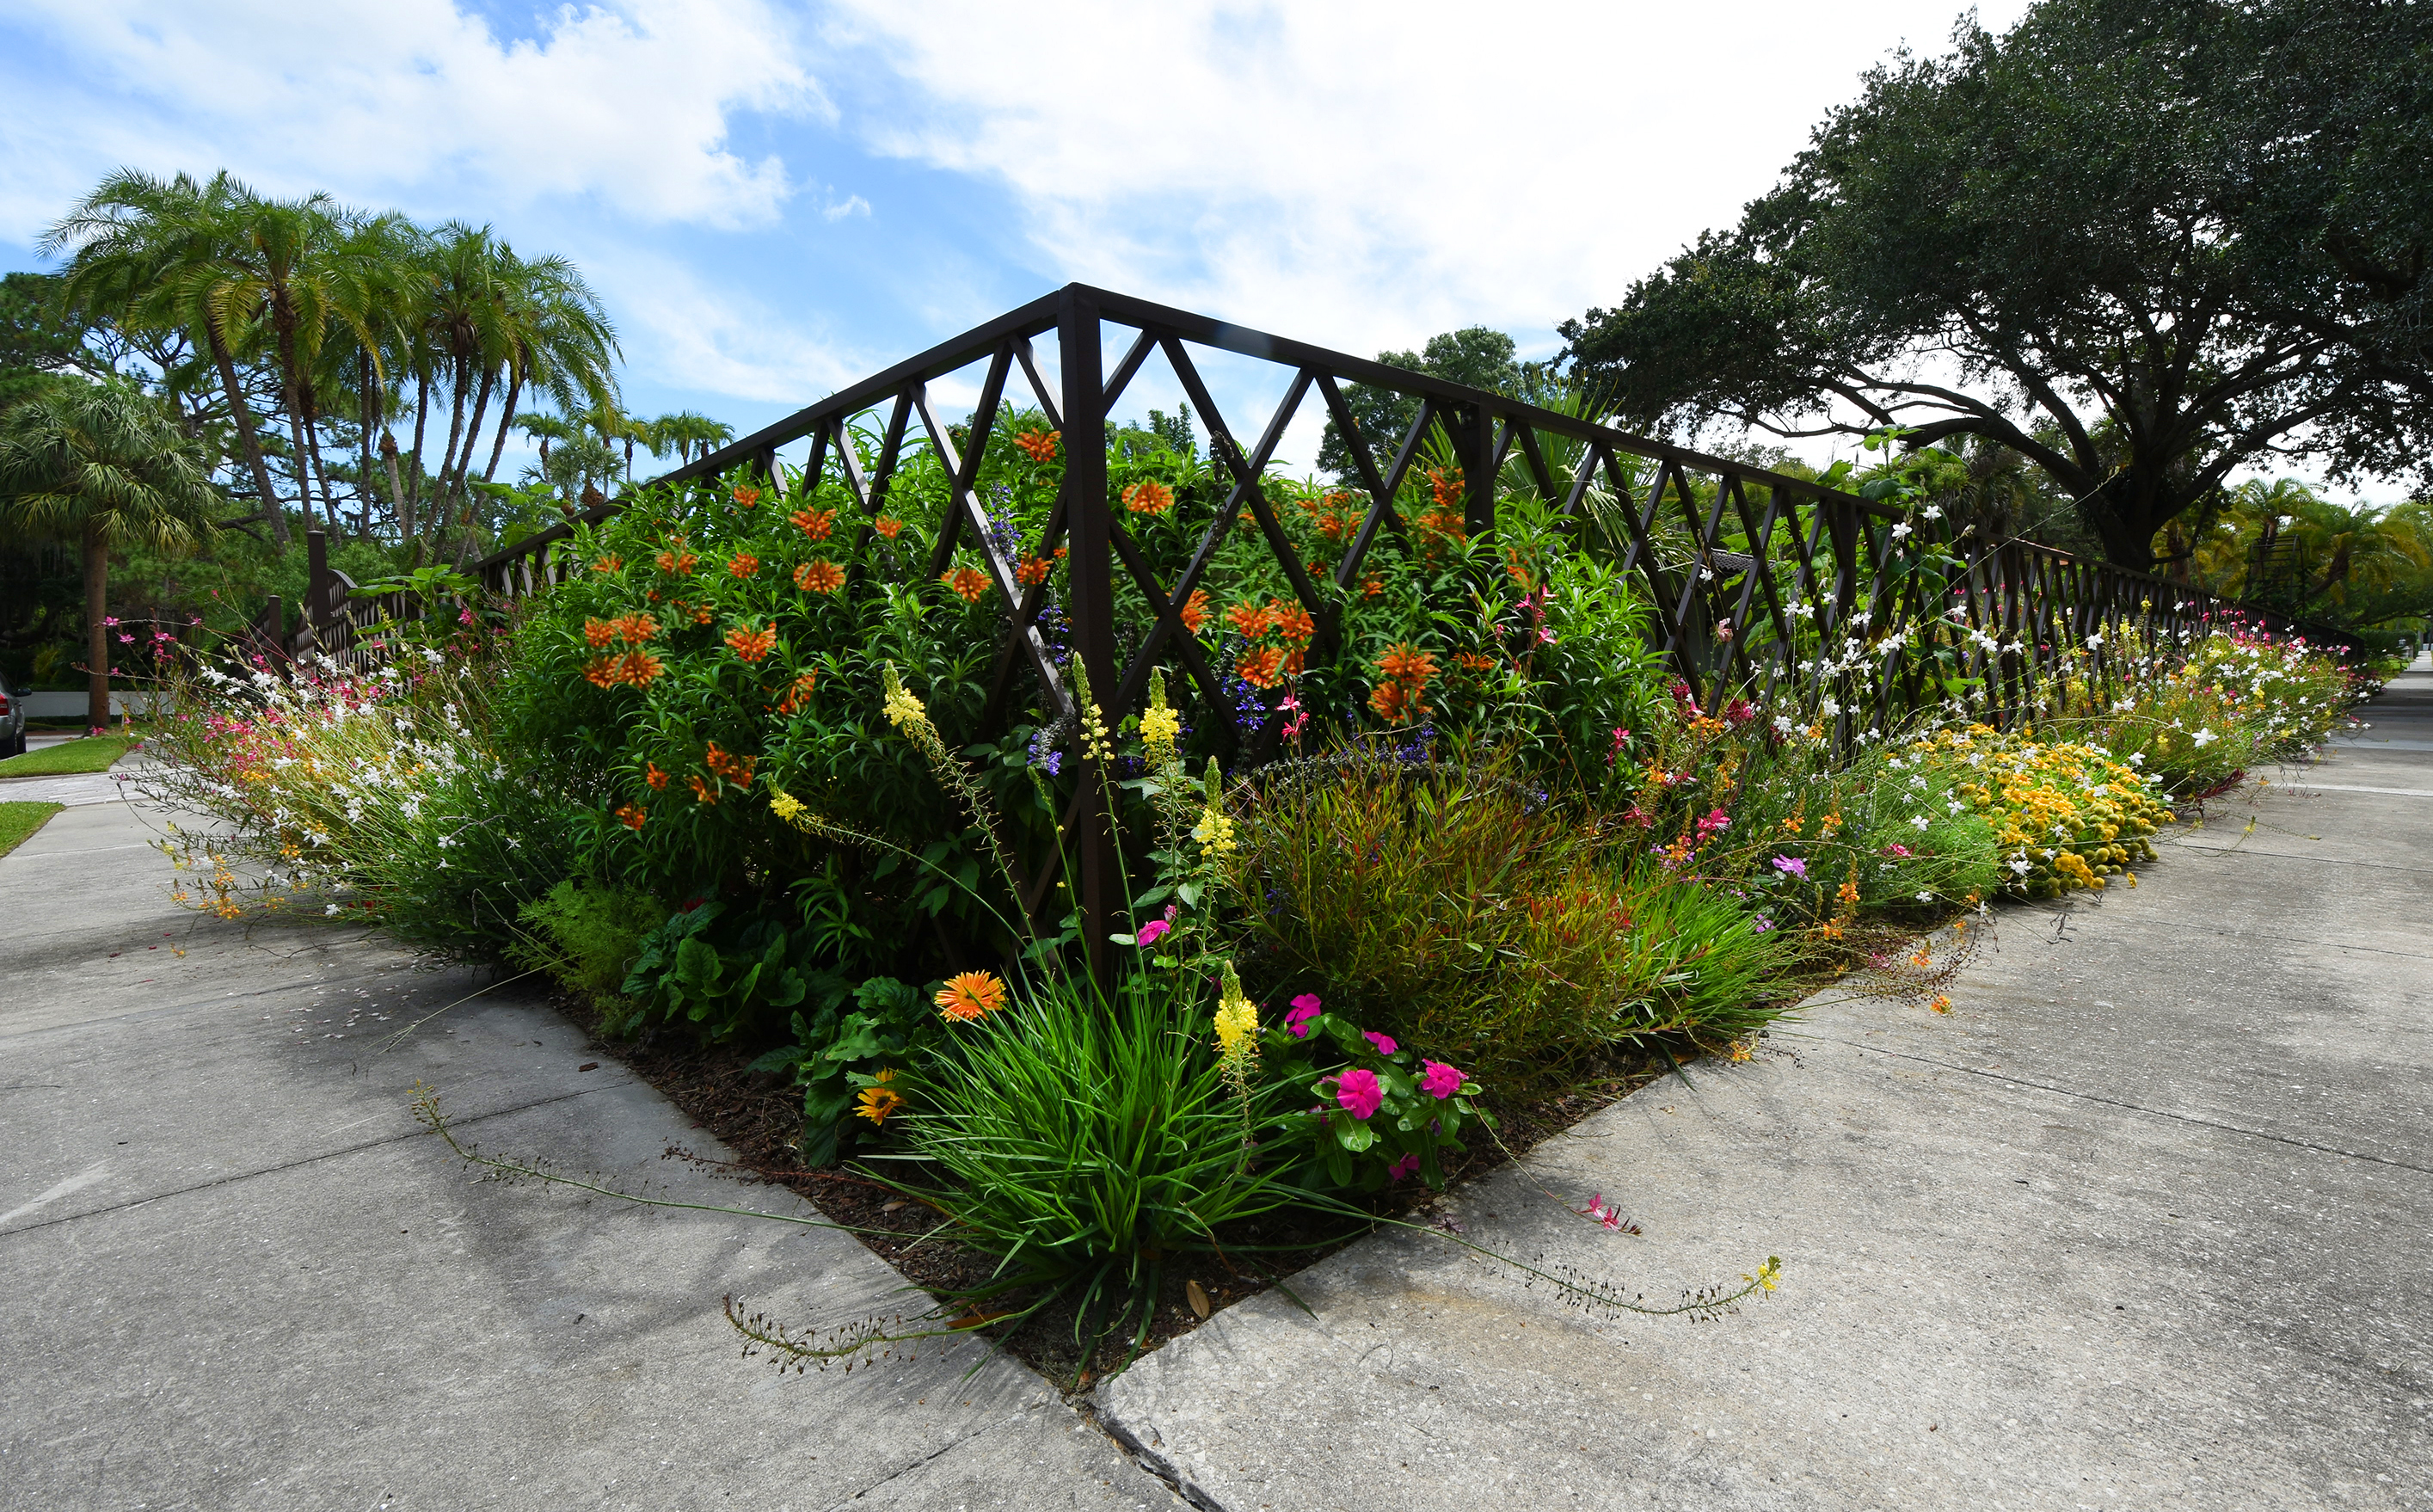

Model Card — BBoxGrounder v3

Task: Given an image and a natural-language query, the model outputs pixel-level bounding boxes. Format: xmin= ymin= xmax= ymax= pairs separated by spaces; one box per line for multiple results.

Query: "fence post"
xmin=1059 ymin=286 xmax=1118 ymax=980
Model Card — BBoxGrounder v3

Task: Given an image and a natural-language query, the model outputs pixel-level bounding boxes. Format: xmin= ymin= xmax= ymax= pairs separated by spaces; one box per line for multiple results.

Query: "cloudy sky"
xmin=0 ymin=0 xmax=2031 ymax=477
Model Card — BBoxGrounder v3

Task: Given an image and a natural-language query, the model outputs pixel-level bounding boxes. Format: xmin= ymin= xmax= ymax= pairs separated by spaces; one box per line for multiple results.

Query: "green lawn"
xmin=0 ymin=734 xmax=134 ymax=778
xmin=0 ymin=801 xmax=65 ymax=858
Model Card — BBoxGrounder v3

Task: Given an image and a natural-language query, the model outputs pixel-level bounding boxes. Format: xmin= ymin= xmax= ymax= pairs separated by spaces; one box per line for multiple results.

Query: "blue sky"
xmin=0 ymin=0 xmax=2032 ymax=481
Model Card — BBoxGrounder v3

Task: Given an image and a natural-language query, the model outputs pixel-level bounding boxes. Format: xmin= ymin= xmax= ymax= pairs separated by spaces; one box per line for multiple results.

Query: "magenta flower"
xmin=1364 ymin=1030 xmax=1398 ymax=1055
xmin=1286 ymin=993 xmax=1322 ymax=1038
xmin=1419 ymin=1060 xmax=1465 ymax=1099
xmin=1336 ymin=1068 xmax=1383 ymax=1120
xmin=1135 ymin=919 xmax=1170 ymax=948
xmin=1771 ymin=855 xmax=1807 ymax=880
xmin=1386 ymin=1153 xmax=1420 ymax=1183
xmin=1695 ymin=808 xmax=1733 ymax=839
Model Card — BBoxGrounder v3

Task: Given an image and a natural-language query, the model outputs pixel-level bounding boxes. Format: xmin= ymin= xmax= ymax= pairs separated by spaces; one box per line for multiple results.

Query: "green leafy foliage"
xmin=510 ymin=879 xmax=667 ymax=1009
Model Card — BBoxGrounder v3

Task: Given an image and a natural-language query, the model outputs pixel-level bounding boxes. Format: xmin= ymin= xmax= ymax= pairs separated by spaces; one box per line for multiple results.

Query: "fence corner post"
xmin=1059 ymin=287 xmax=1118 ymax=982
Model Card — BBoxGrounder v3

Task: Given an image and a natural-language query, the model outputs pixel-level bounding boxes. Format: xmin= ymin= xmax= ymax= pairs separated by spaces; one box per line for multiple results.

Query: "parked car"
xmin=0 ymin=682 xmax=25 ymax=757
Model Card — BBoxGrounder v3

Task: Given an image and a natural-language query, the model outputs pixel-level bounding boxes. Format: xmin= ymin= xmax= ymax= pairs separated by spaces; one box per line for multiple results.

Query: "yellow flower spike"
xmin=881 ymin=663 xmax=928 ymax=733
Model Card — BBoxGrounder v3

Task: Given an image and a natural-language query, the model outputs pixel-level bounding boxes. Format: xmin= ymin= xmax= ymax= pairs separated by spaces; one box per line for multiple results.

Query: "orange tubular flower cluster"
xmin=1297 ymin=490 xmax=1357 ymax=543
xmin=1123 ymin=480 xmax=1176 ymax=515
xmin=1015 ymin=556 xmax=1052 ymax=587
xmin=725 ymin=623 xmax=778 ymax=662
xmin=1178 ymin=588 xmax=1212 ymax=633
xmin=941 ymin=566 xmax=990 ymax=603
xmin=583 ymin=617 xmax=617 ymax=649
xmin=646 ymin=762 xmax=670 ymax=790
xmin=1013 ymin=429 xmax=1060 ymax=463
xmin=654 ymin=537 xmax=698 ymax=575
xmin=774 ymin=671 xmax=819 ymax=716
xmin=582 ymin=648 xmax=667 ymax=688
xmin=795 ymin=559 xmax=845 ymax=594
xmin=614 ymin=803 xmax=647 ymax=830
xmin=732 ymin=484 xmax=762 ymax=508
xmin=687 ymin=773 xmax=718 ymax=806
xmin=1369 ymin=642 xmax=1437 ymax=726
xmin=875 ymin=517 xmax=905 ymax=540
xmin=589 ymin=554 xmax=623 ymax=574
xmin=587 ymin=612 xmax=660 ymax=649
xmin=1236 ymin=645 xmax=1287 ymax=689
xmin=728 ymin=552 xmax=760 ymax=579
xmin=790 ymin=507 xmax=838 ymax=541
xmin=698 ymin=741 xmax=759 ymax=802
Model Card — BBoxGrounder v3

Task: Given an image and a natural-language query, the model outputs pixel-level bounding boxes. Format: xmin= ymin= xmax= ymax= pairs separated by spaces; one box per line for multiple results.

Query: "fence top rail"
xmin=464 ymin=283 xmax=2351 ymax=648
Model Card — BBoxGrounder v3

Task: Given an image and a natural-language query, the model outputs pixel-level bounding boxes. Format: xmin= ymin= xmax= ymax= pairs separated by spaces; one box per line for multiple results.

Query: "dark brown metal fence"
xmin=291 ymin=283 xmax=2359 ymax=948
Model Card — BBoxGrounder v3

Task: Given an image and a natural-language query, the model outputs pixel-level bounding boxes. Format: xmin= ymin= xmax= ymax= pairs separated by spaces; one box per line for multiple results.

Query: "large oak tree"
xmin=1562 ymin=0 xmax=2432 ymax=569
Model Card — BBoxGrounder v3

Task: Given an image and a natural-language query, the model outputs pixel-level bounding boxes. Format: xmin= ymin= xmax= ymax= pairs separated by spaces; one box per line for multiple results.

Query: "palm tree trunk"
xmin=437 ymin=362 xmax=471 ymax=547
xmin=453 ymin=366 xmax=496 ymax=519
xmin=358 ymin=351 xmax=378 ymax=538
xmin=381 ymin=432 xmax=408 ymax=540
xmin=206 ymin=320 xmax=288 ymax=548
xmin=406 ymin=368 xmax=431 ymax=539
xmin=83 ymin=519 xmax=111 ymax=733
xmin=482 ymin=366 xmax=524 ymax=484
xmin=303 ymin=409 xmax=344 ymax=534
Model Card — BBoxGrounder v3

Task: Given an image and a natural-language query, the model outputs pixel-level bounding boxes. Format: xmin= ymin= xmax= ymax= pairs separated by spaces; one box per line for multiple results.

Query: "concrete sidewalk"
xmin=0 ymin=800 xmax=1176 ymax=1509
xmin=1101 ymin=665 xmax=2433 ymax=1510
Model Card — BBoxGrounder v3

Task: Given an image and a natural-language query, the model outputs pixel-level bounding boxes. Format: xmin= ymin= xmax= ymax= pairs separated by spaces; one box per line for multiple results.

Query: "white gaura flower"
xmin=1890 ymin=521 xmax=1913 ymax=539
xmin=1910 ymin=814 xmax=1932 ymax=831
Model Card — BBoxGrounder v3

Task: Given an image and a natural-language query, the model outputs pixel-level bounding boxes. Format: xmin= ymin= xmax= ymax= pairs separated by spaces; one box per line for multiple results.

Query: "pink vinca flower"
xmin=1364 ymin=1030 xmax=1398 ymax=1055
xmin=1286 ymin=993 xmax=1322 ymax=1039
xmin=1335 ymin=1068 xmax=1383 ymax=1120
xmin=1386 ymin=1153 xmax=1420 ymax=1183
xmin=1135 ymin=919 xmax=1170 ymax=948
xmin=1418 ymin=1060 xmax=1465 ymax=1099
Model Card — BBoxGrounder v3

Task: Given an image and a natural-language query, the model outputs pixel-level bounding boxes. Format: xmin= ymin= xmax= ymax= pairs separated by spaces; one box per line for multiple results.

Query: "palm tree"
xmin=472 ymin=252 xmax=618 ymax=493
xmin=515 ymin=412 xmax=574 ymax=467
xmin=43 ymin=170 xmax=291 ymax=545
xmin=0 ymin=379 xmax=221 ymax=728
xmin=653 ymin=410 xmax=734 ymax=467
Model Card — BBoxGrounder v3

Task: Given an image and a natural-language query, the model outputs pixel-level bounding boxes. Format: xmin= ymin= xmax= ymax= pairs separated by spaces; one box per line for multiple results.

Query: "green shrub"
xmin=511 ymin=880 xmax=667 ymax=1010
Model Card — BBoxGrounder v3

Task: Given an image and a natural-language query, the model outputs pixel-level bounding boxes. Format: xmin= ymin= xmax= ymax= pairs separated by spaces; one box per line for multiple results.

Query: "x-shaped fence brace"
xmin=284 ymin=284 xmax=2357 ymax=960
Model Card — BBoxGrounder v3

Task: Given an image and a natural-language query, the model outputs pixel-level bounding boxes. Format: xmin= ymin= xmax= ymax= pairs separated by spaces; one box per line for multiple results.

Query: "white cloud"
xmin=822 ymin=193 xmax=874 ymax=221
xmin=589 ymin=250 xmax=863 ymax=404
xmin=0 ymin=0 xmax=826 ymax=236
xmin=825 ymin=0 xmax=2033 ymax=362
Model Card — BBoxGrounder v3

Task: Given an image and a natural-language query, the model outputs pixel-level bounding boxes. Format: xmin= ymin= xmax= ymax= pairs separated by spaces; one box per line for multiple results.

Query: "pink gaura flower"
xmin=1286 ymin=993 xmax=1322 ymax=1038
xmin=1386 ymin=1153 xmax=1420 ymax=1183
xmin=1364 ymin=1030 xmax=1398 ymax=1055
xmin=1419 ymin=1060 xmax=1465 ymax=1099
xmin=1135 ymin=919 xmax=1170 ymax=948
xmin=1336 ymin=1068 xmax=1383 ymax=1120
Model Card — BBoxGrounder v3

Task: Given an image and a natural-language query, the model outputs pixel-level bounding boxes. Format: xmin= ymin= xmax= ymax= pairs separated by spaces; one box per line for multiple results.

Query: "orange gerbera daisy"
xmin=1178 ymin=587 xmax=1212 ymax=633
xmin=1236 ymin=645 xmax=1287 ymax=689
xmin=725 ymin=624 xmax=777 ymax=662
xmin=1013 ymin=429 xmax=1060 ymax=462
xmin=790 ymin=507 xmax=838 ymax=540
xmin=728 ymin=552 xmax=760 ymax=578
xmin=936 ymin=970 xmax=1009 ymax=1022
xmin=875 ymin=516 xmax=905 ymax=540
xmin=614 ymin=803 xmax=647 ymax=830
xmin=941 ymin=566 xmax=990 ymax=603
xmin=796 ymin=559 xmax=845 ymax=593
xmin=1123 ymin=480 xmax=1175 ymax=515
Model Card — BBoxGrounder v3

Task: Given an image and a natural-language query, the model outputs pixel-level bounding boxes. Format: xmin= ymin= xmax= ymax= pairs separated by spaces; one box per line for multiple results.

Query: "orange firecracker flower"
xmin=1271 ymin=602 xmax=1315 ymax=647
xmin=725 ymin=624 xmax=778 ymax=662
xmin=1376 ymin=643 xmax=1437 ymax=687
xmin=646 ymin=762 xmax=669 ymax=790
xmin=936 ymin=971 xmax=1009 ymax=1021
xmin=614 ymin=648 xmax=665 ymax=686
xmin=655 ymin=539 xmax=698 ymax=575
xmin=614 ymin=612 xmax=660 ymax=644
xmin=790 ymin=507 xmax=838 ymax=540
xmin=774 ymin=671 xmax=819 ymax=715
xmin=875 ymin=516 xmax=905 ymax=540
xmin=1236 ymin=645 xmax=1287 ymax=689
xmin=583 ymin=617 xmax=618 ymax=649
xmin=691 ymin=601 xmax=714 ymax=625
xmin=1123 ymin=480 xmax=1175 ymax=515
xmin=1013 ymin=429 xmax=1060 ymax=462
xmin=728 ymin=552 xmax=760 ymax=578
xmin=942 ymin=566 xmax=990 ymax=603
xmin=1016 ymin=556 xmax=1052 ymax=587
xmin=796 ymin=558 xmax=845 ymax=594
xmin=582 ymin=655 xmax=618 ymax=688
xmin=1367 ymin=679 xmax=1430 ymax=726
xmin=732 ymin=484 xmax=762 ymax=508
xmin=1226 ymin=601 xmax=1274 ymax=637
xmin=589 ymin=554 xmax=623 ymax=574
xmin=687 ymin=773 xmax=718 ymax=805
xmin=614 ymin=803 xmax=647 ymax=831
xmin=1178 ymin=588 xmax=1212 ymax=633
